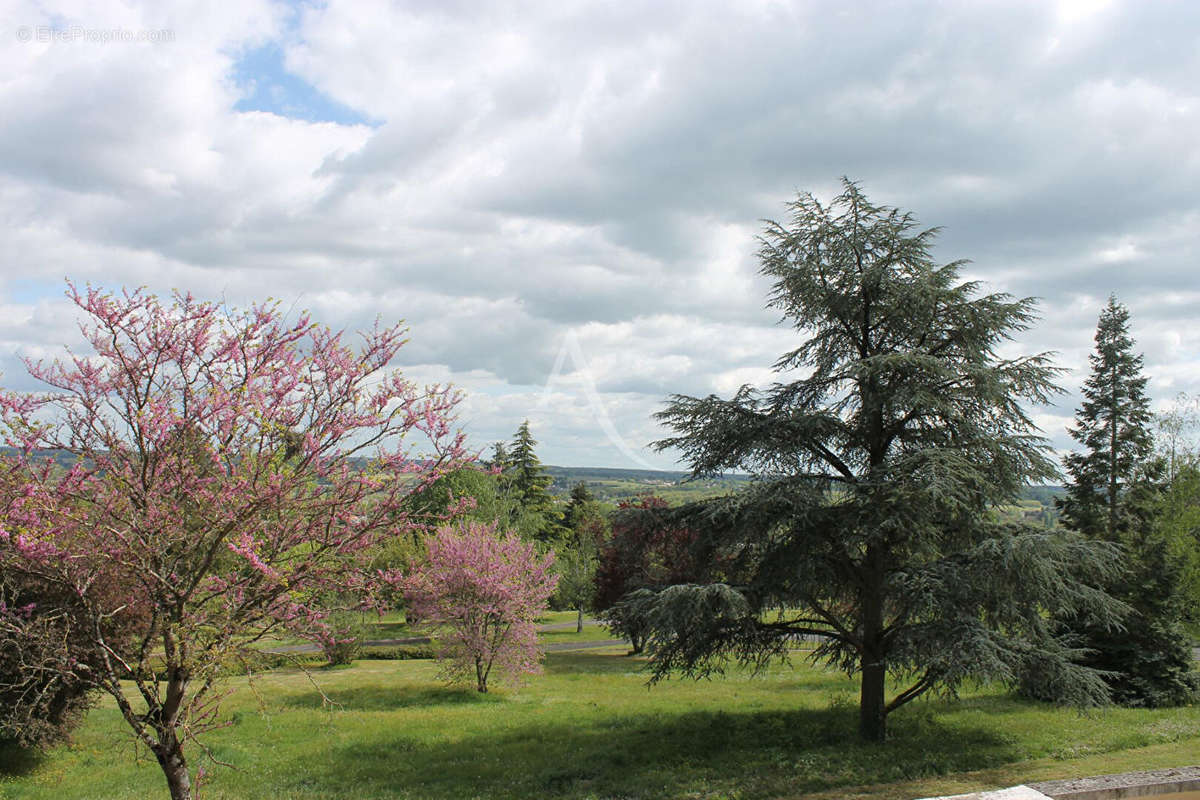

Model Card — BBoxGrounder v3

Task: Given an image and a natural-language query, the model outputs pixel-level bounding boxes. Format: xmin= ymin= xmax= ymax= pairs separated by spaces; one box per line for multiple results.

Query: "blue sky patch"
xmin=5 ymin=277 xmax=63 ymax=305
xmin=232 ymin=43 xmax=377 ymax=127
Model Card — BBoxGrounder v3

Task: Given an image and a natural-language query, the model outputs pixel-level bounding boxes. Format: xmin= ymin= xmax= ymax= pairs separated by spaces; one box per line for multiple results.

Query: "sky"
xmin=1 ymin=0 xmax=1197 ymax=470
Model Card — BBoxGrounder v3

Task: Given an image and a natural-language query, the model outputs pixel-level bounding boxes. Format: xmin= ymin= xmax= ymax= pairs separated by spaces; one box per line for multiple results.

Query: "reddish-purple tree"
xmin=0 ymin=285 xmax=466 ymax=800
xmin=402 ymin=521 xmax=557 ymax=693
xmin=594 ymin=496 xmax=702 ymax=609
xmin=593 ymin=496 xmax=705 ymax=654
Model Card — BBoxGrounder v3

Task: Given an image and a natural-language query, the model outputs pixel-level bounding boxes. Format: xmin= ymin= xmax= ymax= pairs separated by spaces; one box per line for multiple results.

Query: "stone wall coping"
xmin=916 ymin=767 xmax=1200 ymax=800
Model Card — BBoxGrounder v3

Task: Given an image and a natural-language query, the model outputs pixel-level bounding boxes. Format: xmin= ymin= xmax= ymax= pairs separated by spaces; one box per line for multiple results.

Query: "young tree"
xmin=1156 ymin=463 xmax=1200 ymax=626
xmin=1153 ymin=395 xmax=1200 ymax=625
xmin=562 ymin=481 xmax=596 ymax=530
xmin=401 ymin=521 xmax=557 ymax=692
xmin=553 ymin=486 xmax=608 ymax=632
xmin=301 ymin=598 xmax=373 ymax=667
xmin=644 ymin=180 xmax=1123 ymax=742
xmin=0 ymin=285 xmax=465 ymax=800
xmin=1156 ymin=392 xmax=1200 ymax=482
xmin=1058 ymin=297 xmax=1155 ymax=541
xmin=598 ymin=591 xmax=654 ymax=656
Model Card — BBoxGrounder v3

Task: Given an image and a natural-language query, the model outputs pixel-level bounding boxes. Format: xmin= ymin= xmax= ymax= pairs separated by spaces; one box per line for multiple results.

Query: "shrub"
xmin=402 ymin=521 xmax=557 ymax=692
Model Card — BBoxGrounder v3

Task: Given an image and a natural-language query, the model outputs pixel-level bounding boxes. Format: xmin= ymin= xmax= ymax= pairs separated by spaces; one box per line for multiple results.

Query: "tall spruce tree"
xmin=643 ymin=180 xmax=1124 ymax=742
xmin=505 ymin=421 xmax=560 ymax=541
xmin=1041 ymin=298 xmax=1200 ymax=707
xmin=1059 ymin=296 xmax=1154 ymax=541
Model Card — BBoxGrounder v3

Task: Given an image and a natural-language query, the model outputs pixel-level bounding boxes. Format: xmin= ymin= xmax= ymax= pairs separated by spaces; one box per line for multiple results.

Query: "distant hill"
xmin=546 ymin=465 xmax=691 ymax=486
xmin=544 ymin=465 xmax=751 ymax=504
xmin=0 ymin=448 xmax=1065 ymax=520
xmin=546 ymin=465 xmax=1066 ymax=515
xmin=1020 ymin=485 xmax=1066 ymax=505
xmin=0 ymin=447 xmax=82 ymax=470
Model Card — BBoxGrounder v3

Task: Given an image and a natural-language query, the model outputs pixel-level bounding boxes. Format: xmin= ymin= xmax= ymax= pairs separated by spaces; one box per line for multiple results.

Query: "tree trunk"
xmin=155 ymin=738 xmax=192 ymax=800
xmin=475 ymin=655 xmax=488 ymax=693
xmin=859 ymin=543 xmax=887 ymax=742
xmin=859 ymin=658 xmax=886 ymax=742
xmin=1109 ymin=371 xmax=1118 ymax=541
xmin=576 ymin=607 xmax=583 ymax=633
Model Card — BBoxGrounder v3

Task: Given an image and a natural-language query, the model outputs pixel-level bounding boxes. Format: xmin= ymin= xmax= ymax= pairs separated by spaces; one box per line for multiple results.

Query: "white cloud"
xmin=2 ymin=0 xmax=1198 ymax=467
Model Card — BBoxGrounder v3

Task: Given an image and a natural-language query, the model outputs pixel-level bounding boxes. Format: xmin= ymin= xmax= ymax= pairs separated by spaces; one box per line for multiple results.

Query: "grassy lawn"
xmin=2 ymin=645 xmax=1198 ymax=800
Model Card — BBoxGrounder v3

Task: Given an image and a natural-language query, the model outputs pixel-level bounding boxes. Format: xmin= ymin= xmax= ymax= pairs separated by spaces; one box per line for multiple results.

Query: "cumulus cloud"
xmin=1 ymin=0 xmax=1197 ymax=467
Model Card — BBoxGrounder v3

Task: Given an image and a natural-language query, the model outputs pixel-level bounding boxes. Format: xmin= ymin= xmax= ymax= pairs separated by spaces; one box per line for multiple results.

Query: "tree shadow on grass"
xmin=276 ymin=684 xmax=497 ymax=712
xmin=271 ymin=703 xmax=1023 ymax=799
xmin=0 ymin=740 xmax=44 ymax=777
xmin=543 ymin=651 xmax=858 ymax=694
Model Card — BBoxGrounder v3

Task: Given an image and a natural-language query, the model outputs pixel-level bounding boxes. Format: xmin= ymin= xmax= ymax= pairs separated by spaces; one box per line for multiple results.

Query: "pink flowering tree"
xmin=402 ymin=521 xmax=557 ymax=693
xmin=0 ymin=284 xmax=466 ymax=800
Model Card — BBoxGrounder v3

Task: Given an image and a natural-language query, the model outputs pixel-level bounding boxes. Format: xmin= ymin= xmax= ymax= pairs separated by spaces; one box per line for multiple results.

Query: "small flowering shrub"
xmin=402 ymin=521 xmax=557 ymax=693
xmin=308 ymin=610 xmax=372 ymax=666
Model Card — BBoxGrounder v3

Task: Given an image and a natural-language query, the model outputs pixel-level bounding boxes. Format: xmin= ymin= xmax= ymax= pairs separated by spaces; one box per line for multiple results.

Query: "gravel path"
xmin=269 ymin=622 xmax=1195 ymax=660
xmin=545 ymin=639 xmax=626 ymax=652
xmin=264 ymin=618 xmax=619 ymax=656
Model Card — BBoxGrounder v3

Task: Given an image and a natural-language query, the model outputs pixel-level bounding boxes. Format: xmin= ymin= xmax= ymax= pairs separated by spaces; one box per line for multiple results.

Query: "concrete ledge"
xmin=917 ymin=768 xmax=1200 ymax=800
xmin=918 ymin=786 xmax=1053 ymax=800
xmin=1029 ymin=766 xmax=1200 ymax=799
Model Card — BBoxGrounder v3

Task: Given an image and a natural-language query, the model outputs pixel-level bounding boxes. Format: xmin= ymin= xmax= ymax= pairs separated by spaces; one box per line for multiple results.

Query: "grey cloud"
xmin=3 ymin=0 xmax=1199 ymax=467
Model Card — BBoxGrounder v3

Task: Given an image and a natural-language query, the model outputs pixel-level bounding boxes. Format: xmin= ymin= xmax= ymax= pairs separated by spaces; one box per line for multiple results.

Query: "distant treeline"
xmin=0 ymin=448 xmax=1064 ymax=517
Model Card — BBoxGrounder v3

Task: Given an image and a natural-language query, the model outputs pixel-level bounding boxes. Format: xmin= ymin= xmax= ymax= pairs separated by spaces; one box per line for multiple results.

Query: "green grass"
xmin=538 ymin=626 xmax=611 ymax=647
xmin=2 ymin=647 xmax=1198 ymax=800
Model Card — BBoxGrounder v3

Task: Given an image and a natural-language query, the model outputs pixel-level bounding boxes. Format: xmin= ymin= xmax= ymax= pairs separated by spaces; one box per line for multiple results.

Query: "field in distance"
xmin=547 ymin=464 xmax=1063 ymax=516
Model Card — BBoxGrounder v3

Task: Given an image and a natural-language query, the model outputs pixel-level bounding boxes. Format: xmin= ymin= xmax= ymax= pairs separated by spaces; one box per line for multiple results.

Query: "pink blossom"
xmin=402 ymin=521 xmax=557 ymax=693
xmin=0 ymin=282 xmax=468 ymax=798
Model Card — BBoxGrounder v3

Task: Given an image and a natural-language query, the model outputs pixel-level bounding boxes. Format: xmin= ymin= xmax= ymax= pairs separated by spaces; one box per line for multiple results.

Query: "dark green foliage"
xmin=1087 ymin=477 xmax=1198 ymax=706
xmin=357 ymin=644 xmax=436 ymax=660
xmin=0 ymin=554 xmax=146 ymax=750
xmin=1041 ymin=300 xmax=1199 ymax=707
xmin=645 ymin=180 xmax=1125 ymax=741
xmin=1086 ymin=536 xmax=1193 ymax=698
xmin=0 ymin=456 xmax=146 ymax=751
xmin=1090 ymin=622 xmax=1199 ymax=707
xmin=563 ymin=482 xmax=596 ymax=529
xmin=490 ymin=422 xmax=562 ymax=542
xmin=598 ymin=590 xmax=656 ymax=654
xmin=0 ymin=575 xmax=96 ymax=749
xmin=508 ymin=421 xmax=556 ymax=518
xmin=1059 ymin=297 xmax=1155 ymax=541
xmin=1024 ymin=529 xmax=1199 ymax=707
